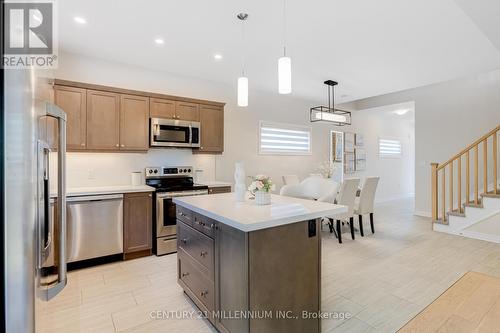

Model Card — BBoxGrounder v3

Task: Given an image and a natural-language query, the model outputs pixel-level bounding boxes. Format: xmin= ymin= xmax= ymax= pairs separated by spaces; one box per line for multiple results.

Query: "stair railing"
xmin=431 ymin=125 xmax=499 ymax=222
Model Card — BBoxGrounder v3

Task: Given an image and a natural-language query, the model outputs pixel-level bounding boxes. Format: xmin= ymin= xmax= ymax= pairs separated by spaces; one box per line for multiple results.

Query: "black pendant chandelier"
xmin=310 ymin=80 xmax=351 ymax=126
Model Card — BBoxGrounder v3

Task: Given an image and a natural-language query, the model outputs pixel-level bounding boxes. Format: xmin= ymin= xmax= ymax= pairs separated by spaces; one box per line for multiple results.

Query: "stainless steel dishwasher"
xmin=66 ymin=194 xmax=124 ymax=262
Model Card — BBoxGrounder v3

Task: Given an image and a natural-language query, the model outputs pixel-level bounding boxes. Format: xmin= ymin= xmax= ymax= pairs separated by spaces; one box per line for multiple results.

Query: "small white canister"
xmin=131 ymin=172 xmax=142 ymax=186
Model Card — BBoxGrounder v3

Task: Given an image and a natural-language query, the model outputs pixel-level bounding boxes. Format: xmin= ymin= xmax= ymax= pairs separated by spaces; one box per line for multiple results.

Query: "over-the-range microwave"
xmin=150 ymin=118 xmax=200 ymax=148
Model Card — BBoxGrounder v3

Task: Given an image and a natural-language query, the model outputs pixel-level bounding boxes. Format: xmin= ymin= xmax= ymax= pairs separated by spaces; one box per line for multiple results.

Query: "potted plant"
xmin=248 ymin=175 xmax=275 ymax=205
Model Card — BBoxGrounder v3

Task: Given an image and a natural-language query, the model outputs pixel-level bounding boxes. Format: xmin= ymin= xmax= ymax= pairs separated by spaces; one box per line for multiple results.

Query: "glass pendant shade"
xmin=278 ymin=56 xmax=292 ymax=94
xmin=237 ymin=76 xmax=248 ymax=107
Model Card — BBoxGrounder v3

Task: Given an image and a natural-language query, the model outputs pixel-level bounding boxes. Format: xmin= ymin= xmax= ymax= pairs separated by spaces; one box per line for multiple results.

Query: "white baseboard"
xmin=414 ymin=210 xmax=432 ymax=218
xmin=459 ymin=230 xmax=500 ymax=244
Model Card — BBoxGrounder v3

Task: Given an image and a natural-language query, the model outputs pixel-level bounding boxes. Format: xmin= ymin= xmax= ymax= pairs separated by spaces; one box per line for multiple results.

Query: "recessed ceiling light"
xmin=213 ymin=54 xmax=223 ymax=61
xmin=73 ymin=17 xmax=87 ymax=24
xmin=394 ymin=109 xmax=409 ymax=115
xmin=154 ymin=38 xmax=165 ymax=45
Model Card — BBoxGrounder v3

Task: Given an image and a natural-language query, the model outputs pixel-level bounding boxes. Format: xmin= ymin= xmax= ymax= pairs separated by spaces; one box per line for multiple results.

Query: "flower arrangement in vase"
xmin=247 ymin=175 xmax=275 ymax=205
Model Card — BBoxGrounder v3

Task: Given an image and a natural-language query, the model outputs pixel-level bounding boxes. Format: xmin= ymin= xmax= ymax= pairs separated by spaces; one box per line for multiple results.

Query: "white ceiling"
xmin=58 ymin=0 xmax=500 ymax=103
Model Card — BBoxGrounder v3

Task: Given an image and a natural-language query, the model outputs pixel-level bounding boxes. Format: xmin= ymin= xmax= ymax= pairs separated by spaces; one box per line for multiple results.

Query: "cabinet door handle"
xmin=201 ymin=290 xmax=208 ymax=297
xmin=210 ymin=223 xmax=217 ymax=230
xmin=200 ymin=251 xmax=208 ymax=257
xmin=181 ymin=238 xmax=188 ymax=244
xmin=182 ymin=272 xmax=189 ymax=277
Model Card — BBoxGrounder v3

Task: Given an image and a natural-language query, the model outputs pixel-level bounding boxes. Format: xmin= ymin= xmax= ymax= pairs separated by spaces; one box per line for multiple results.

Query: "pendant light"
xmin=278 ymin=0 xmax=291 ymax=94
xmin=310 ymin=80 xmax=351 ymax=126
xmin=237 ymin=13 xmax=249 ymax=107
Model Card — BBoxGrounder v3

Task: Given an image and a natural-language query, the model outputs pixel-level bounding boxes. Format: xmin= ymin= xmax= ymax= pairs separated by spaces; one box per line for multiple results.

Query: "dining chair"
xmin=282 ymin=175 xmax=300 ymax=185
xmin=327 ymin=178 xmax=360 ymax=243
xmin=354 ymin=177 xmax=380 ymax=236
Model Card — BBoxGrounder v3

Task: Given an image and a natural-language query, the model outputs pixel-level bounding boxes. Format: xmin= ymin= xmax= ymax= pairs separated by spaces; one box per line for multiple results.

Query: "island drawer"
xmin=192 ymin=213 xmax=218 ymax=238
xmin=178 ymin=251 xmax=215 ymax=311
xmin=178 ymin=221 xmax=214 ymax=277
xmin=176 ymin=206 xmax=194 ymax=226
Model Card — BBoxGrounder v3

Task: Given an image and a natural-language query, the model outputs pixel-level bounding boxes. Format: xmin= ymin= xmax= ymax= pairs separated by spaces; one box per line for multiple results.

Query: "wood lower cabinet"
xmin=123 ymin=192 xmax=153 ymax=259
xmin=86 ymin=90 xmax=120 ymax=150
xmin=195 ymin=104 xmax=224 ymax=154
xmin=150 ymin=98 xmax=175 ymax=119
xmin=54 ymin=85 xmax=87 ymax=150
xmin=120 ymin=94 xmax=149 ymax=151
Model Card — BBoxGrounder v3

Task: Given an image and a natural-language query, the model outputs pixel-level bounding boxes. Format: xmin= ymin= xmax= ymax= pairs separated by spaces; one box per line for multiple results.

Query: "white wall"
xmin=343 ymin=104 xmax=415 ymax=202
xmin=343 ymin=69 xmax=500 ymax=216
xmin=54 ymin=52 xmax=415 ymax=203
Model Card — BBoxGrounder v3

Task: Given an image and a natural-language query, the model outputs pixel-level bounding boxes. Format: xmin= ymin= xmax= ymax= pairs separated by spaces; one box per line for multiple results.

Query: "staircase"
xmin=431 ymin=125 xmax=500 ymax=243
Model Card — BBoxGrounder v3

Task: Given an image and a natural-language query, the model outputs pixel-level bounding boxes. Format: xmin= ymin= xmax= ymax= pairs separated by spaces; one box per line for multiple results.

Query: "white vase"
xmin=255 ymin=191 xmax=271 ymax=205
xmin=234 ymin=162 xmax=246 ymax=202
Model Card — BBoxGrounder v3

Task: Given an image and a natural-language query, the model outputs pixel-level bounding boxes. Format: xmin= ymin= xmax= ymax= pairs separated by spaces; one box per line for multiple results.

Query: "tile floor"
xmin=39 ymin=197 xmax=500 ymax=333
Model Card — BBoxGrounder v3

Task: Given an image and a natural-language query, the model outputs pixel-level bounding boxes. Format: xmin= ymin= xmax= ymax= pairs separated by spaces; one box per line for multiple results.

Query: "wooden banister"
xmin=431 ymin=125 xmax=499 ymax=222
xmin=437 ymin=125 xmax=500 ymax=171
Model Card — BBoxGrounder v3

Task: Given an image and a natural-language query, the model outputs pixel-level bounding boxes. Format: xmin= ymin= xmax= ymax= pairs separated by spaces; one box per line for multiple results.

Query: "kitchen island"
xmin=173 ymin=193 xmax=346 ymax=333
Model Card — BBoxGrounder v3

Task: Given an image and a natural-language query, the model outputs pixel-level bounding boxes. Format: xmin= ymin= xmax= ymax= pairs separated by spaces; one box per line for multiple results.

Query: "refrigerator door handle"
xmin=44 ymin=102 xmax=67 ymax=300
xmin=37 ymin=140 xmax=51 ymax=268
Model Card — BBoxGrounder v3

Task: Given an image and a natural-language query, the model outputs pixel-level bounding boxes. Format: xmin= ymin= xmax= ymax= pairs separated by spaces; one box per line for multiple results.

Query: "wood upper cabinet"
xmin=123 ymin=192 xmax=152 ymax=255
xmin=196 ymin=104 xmax=224 ymax=153
xmin=175 ymin=101 xmax=199 ymax=121
xmin=120 ymin=94 xmax=149 ymax=151
xmin=86 ymin=90 xmax=120 ymax=150
xmin=54 ymin=85 xmax=87 ymax=150
xmin=150 ymin=98 xmax=175 ymax=119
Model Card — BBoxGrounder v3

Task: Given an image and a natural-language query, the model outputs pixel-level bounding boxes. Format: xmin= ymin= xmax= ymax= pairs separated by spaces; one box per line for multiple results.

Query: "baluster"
xmin=431 ymin=163 xmax=438 ymax=221
xmin=449 ymin=162 xmax=453 ymax=213
xmin=494 ymin=133 xmax=498 ymax=195
xmin=475 ymin=145 xmax=479 ymax=204
xmin=457 ymin=157 xmax=461 ymax=213
xmin=442 ymin=168 xmax=446 ymax=221
xmin=466 ymin=151 xmax=470 ymax=204
xmin=483 ymin=140 xmax=488 ymax=194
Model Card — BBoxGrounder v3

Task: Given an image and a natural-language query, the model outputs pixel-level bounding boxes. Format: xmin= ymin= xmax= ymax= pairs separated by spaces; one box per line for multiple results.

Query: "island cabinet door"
xmin=247 ymin=220 xmax=321 ymax=333
xmin=215 ymin=224 xmax=250 ymax=333
xmin=123 ymin=192 xmax=152 ymax=257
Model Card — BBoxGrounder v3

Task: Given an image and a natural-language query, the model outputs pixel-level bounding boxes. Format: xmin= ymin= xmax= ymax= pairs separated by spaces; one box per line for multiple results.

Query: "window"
xmin=259 ymin=121 xmax=311 ymax=155
xmin=379 ymin=138 xmax=402 ymax=158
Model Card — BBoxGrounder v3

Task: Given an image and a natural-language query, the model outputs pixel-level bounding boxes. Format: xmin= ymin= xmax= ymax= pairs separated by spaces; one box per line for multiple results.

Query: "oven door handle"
xmin=156 ymin=195 xmax=165 ymax=234
xmin=157 ymin=190 xmax=209 ymax=199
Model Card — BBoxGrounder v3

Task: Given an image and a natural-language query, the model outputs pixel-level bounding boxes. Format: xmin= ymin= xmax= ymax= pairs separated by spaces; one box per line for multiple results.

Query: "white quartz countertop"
xmin=196 ymin=181 xmax=232 ymax=187
xmin=50 ymin=185 xmax=155 ymax=198
xmin=174 ymin=193 xmax=347 ymax=232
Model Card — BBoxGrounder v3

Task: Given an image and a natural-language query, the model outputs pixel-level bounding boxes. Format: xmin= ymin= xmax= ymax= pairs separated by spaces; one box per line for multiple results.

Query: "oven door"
xmin=156 ymin=190 xmax=209 ymax=237
xmin=150 ymin=118 xmax=200 ymax=147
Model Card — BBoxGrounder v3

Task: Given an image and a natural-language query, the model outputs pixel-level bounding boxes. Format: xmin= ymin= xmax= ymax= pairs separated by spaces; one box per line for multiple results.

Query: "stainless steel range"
xmin=145 ymin=166 xmax=209 ymax=255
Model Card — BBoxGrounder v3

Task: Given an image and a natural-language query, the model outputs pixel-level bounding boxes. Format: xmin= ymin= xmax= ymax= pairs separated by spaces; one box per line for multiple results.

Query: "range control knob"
xmin=153 ymin=169 xmax=158 ymax=174
xmin=183 ymin=169 xmax=187 ymax=173
xmin=188 ymin=169 xmax=191 ymax=173
xmin=148 ymin=169 xmax=153 ymax=174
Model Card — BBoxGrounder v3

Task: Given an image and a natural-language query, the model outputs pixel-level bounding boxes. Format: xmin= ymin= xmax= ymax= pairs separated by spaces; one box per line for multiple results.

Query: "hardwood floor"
xmin=39 ymin=197 xmax=500 ymax=333
xmin=399 ymin=272 xmax=500 ymax=332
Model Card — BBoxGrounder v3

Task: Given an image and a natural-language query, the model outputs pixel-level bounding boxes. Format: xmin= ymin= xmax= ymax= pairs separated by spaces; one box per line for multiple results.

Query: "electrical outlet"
xmin=87 ymin=169 xmax=95 ymax=180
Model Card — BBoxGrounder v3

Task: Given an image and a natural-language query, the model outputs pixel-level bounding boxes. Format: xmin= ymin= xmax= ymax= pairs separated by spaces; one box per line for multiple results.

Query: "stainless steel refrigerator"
xmin=4 ymin=68 xmax=68 ymax=332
